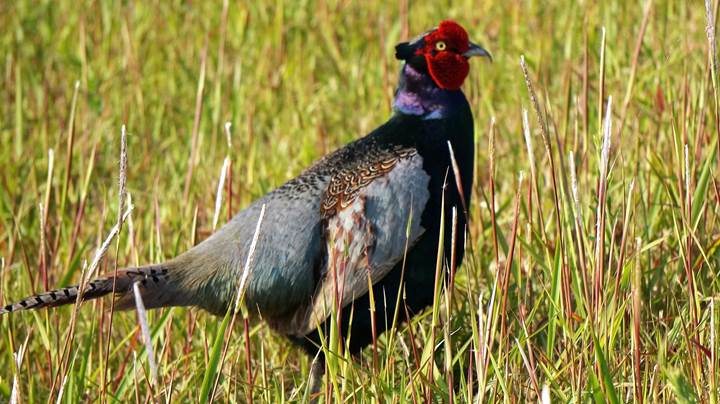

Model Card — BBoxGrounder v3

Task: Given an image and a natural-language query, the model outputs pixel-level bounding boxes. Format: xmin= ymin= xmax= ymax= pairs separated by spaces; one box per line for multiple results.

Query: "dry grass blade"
xmin=611 ymin=179 xmax=635 ymax=302
xmin=632 ymin=238 xmax=643 ymax=404
xmin=224 ymin=122 xmax=234 ymax=223
xmin=568 ymin=152 xmax=591 ymax=308
xmin=118 ymin=125 xmax=128 ymax=219
xmin=183 ymin=40 xmax=209 ymax=202
xmin=40 ymin=149 xmax=54 ymax=289
xmin=224 ymin=122 xmax=233 ymax=148
xmin=515 ymin=337 xmax=541 ymax=400
xmin=10 ymin=334 xmax=30 ymax=404
xmin=707 ymin=0 xmax=718 ymax=74
xmin=541 ymin=385 xmax=551 ymax=404
xmin=568 ymin=153 xmax=583 ymax=225
xmin=74 ymin=206 xmax=134 ymax=284
xmin=500 ymin=172 xmax=523 ymax=341
xmin=522 ymin=108 xmax=537 ymax=174
xmin=56 ymin=372 xmax=69 ymax=404
xmin=133 ymin=281 xmax=159 ymax=385
xmin=519 ymin=57 xmax=551 ymax=158
xmin=235 ymin=204 xmax=266 ymax=311
xmin=103 ymin=123 xmax=130 ymax=402
xmin=488 ymin=117 xmax=500 ymax=269
xmin=594 ymin=96 xmax=613 ymax=316
xmin=706 ymin=0 xmax=720 ymax=145
xmin=447 ymin=141 xmax=468 ymax=218
xmin=207 ymin=203 xmax=266 ymax=402
xmin=522 ymin=107 xmax=546 ymax=241
xmin=212 ymin=157 xmax=230 ymax=231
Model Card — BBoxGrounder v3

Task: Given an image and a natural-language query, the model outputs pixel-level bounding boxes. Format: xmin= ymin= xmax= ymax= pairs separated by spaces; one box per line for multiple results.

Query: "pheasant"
xmin=1 ymin=19 xmax=490 ymax=382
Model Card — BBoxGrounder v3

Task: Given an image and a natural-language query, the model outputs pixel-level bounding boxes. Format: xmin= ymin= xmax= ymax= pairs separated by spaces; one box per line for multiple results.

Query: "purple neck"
xmin=393 ymin=64 xmax=462 ymax=118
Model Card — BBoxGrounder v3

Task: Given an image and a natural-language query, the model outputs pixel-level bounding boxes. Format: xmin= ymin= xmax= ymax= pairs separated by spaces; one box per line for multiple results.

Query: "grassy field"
xmin=1 ymin=0 xmax=719 ymax=402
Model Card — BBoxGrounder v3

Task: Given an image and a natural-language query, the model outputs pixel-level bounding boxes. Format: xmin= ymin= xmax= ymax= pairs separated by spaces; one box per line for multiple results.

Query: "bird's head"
xmin=395 ymin=20 xmax=491 ymax=90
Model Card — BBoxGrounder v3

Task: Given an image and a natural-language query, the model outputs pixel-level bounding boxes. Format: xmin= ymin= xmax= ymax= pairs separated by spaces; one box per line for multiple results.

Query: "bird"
xmin=1 ymin=19 xmax=490 ymax=389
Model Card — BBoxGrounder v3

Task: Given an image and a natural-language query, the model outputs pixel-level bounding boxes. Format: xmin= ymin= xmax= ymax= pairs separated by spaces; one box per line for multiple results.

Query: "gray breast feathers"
xmin=289 ymin=153 xmax=430 ymax=336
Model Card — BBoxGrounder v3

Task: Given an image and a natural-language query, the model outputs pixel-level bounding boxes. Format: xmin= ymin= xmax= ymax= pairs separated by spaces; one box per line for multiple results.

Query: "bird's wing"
xmin=294 ymin=146 xmax=431 ymax=336
xmin=180 ymin=184 xmax=327 ymax=318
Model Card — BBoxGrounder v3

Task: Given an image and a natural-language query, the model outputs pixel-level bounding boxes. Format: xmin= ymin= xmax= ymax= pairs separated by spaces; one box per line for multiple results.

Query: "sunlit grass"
xmin=1 ymin=0 xmax=719 ymax=402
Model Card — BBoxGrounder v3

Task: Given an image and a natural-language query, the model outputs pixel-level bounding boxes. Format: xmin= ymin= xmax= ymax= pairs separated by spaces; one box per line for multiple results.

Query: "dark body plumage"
xmin=294 ymin=71 xmax=475 ymax=354
xmin=1 ymin=23 xmax=484 ymax=367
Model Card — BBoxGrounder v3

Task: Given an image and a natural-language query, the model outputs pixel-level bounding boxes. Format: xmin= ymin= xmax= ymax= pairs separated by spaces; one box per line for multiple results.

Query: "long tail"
xmin=0 ymin=264 xmax=172 ymax=315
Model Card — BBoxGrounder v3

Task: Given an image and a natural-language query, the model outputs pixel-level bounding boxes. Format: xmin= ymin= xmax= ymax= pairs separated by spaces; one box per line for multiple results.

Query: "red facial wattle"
xmin=425 ymin=53 xmax=470 ymax=90
xmin=416 ymin=20 xmax=472 ymax=90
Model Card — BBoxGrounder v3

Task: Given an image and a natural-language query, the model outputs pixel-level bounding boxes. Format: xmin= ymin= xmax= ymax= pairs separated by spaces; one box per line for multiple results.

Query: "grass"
xmin=1 ymin=0 xmax=719 ymax=402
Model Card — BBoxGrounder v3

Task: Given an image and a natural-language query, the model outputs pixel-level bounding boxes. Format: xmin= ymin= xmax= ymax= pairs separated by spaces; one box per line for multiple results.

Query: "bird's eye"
xmin=435 ymin=41 xmax=447 ymax=51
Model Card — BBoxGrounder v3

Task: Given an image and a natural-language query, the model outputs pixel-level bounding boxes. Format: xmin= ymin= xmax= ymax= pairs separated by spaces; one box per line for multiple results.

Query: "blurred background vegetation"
xmin=1 ymin=0 xmax=718 ymax=402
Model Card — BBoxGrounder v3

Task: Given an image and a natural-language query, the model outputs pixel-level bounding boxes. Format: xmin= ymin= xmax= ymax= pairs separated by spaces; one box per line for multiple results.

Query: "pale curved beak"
xmin=464 ymin=42 xmax=492 ymax=62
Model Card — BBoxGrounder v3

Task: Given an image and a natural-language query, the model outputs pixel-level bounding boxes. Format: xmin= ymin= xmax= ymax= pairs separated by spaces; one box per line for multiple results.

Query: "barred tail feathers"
xmin=0 ymin=264 xmax=171 ymax=315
